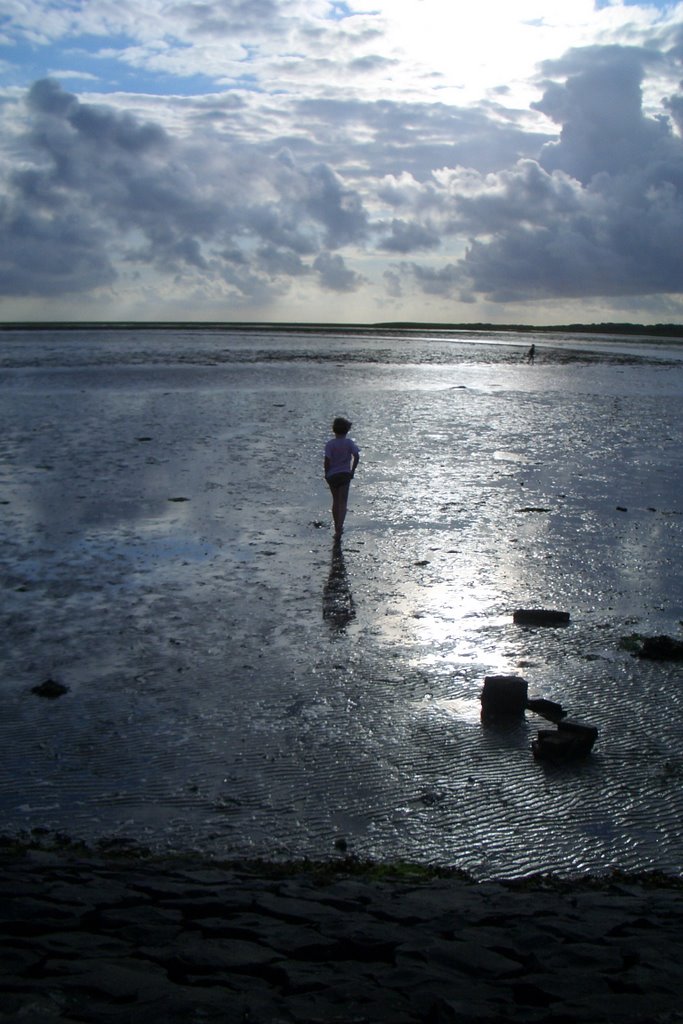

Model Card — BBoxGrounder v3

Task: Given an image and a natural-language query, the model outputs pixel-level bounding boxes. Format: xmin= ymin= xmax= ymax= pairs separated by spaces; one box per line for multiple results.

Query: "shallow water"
xmin=1 ymin=327 xmax=682 ymax=878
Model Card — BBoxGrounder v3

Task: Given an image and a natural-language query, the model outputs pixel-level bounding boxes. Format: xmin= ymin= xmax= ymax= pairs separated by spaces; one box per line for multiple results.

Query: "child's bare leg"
xmin=331 ymin=492 xmax=338 ymax=533
xmin=334 ymin=483 xmax=350 ymax=537
xmin=331 ymin=490 xmax=342 ymax=536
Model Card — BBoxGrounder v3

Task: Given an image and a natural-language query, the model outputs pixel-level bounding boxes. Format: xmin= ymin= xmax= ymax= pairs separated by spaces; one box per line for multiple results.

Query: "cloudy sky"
xmin=1 ymin=0 xmax=682 ymax=324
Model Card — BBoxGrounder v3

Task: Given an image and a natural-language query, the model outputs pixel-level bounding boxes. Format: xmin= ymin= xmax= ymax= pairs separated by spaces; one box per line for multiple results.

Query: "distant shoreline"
xmin=1 ymin=320 xmax=683 ymax=339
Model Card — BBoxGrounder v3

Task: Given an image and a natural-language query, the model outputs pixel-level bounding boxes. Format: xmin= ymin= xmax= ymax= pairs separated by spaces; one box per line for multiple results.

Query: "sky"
xmin=1 ymin=0 xmax=682 ymax=324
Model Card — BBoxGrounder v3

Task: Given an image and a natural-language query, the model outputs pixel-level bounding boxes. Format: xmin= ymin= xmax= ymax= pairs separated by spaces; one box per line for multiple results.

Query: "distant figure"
xmin=526 ymin=343 xmax=536 ymax=364
xmin=324 ymin=416 xmax=360 ymax=541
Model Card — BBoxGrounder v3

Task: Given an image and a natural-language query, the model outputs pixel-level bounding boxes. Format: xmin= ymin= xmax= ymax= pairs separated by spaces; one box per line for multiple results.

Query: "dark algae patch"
xmin=620 ymin=633 xmax=683 ymax=660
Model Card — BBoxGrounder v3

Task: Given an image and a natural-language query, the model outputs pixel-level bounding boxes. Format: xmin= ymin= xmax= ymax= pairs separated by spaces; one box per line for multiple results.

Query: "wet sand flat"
xmin=1 ymin=327 xmax=683 ymax=878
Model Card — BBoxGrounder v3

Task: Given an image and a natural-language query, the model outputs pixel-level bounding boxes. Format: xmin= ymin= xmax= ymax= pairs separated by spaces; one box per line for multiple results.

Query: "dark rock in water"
xmin=526 ymin=697 xmax=567 ymax=723
xmin=481 ymin=675 xmax=528 ymax=715
xmin=532 ymin=719 xmax=598 ymax=761
xmin=32 ymin=678 xmax=69 ymax=699
xmin=513 ymin=609 xmax=571 ymax=626
xmin=558 ymin=719 xmax=599 ymax=741
xmin=532 ymin=731 xmax=575 ymax=761
xmin=636 ymin=635 xmax=683 ymax=662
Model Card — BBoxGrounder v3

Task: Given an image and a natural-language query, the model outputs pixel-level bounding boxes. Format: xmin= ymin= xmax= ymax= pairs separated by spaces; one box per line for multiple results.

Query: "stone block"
xmin=481 ymin=675 xmax=528 ymax=715
xmin=526 ymin=697 xmax=567 ymax=722
xmin=513 ymin=609 xmax=571 ymax=626
xmin=532 ymin=719 xmax=598 ymax=761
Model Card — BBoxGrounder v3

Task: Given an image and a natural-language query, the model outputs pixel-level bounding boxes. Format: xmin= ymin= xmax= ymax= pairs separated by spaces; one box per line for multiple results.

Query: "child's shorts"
xmin=327 ymin=472 xmax=353 ymax=491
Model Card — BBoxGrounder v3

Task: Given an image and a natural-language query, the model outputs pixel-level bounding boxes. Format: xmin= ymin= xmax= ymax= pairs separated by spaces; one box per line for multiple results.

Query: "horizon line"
xmin=1 ymin=319 xmax=682 ymax=337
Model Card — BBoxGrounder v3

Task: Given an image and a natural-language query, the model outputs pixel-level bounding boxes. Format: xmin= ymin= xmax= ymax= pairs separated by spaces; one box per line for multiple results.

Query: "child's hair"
xmin=333 ymin=416 xmax=352 ymax=435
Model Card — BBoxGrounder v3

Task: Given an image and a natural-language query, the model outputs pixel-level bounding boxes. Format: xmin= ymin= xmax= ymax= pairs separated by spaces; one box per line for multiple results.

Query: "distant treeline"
xmin=1 ymin=320 xmax=682 ymax=339
xmin=378 ymin=322 xmax=683 ymax=339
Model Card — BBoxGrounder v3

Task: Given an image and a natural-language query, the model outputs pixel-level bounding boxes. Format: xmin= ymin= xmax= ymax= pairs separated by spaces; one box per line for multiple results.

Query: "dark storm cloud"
xmin=0 ymin=202 xmax=115 ymax=296
xmin=296 ymin=96 xmax=552 ymax=179
xmin=313 ymin=251 xmax=363 ymax=291
xmin=20 ymin=80 xmax=222 ymax=249
xmin=410 ymin=42 xmax=683 ymax=303
xmin=665 ymin=94 xmax=683 ymax=136
xmin=247 ymin=203 xmax=317 ymax=256
xmin=0 ymin=79 xmax=204 ymax=295
xmin=533 ymin=46 xmax=675 ymax=184
xmin=0 ymin=78 xmax=372 ymax=300
xmin=348 ymin=54 xmax=395 ymax=74
xmin=257 ymin=243 xmax=308 ymax=277
xmin=453 ymin=159 xmax=582 ymax=236
xmin=172 ymin=0 xmax=282 ymax=36
xmin=304 ymin=163 xmax=369 ymax=248
xmin=411 ymin=262 xmax=461 ymax=297
xmin=379 ymin=218 xmax=441 ymax=252
xmin=3 ymin=30 xmax=683 ymax=311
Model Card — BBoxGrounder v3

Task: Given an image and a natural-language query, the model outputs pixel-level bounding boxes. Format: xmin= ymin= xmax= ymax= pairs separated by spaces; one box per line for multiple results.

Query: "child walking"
xmin=324 ymin=417 xmax=360 ymax=541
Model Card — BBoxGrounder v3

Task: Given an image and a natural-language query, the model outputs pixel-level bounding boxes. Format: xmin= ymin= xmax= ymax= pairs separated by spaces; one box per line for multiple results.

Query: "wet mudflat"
xmin=1 ymin=328 xmax=682 ymax=878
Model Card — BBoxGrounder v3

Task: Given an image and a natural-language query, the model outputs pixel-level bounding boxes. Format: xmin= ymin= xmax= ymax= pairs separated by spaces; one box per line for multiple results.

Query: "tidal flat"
xmin=1 ymin=326 xmax=682 ymax=879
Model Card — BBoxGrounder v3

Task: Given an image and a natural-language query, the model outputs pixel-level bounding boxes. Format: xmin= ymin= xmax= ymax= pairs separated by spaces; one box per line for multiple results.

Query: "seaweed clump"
xmin=620 ymin=633 xmax=683 ymax=661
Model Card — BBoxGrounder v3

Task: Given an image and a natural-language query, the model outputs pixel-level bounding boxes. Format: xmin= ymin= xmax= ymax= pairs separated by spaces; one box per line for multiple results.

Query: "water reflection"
xmin=322 ymin=542 xmax=356 ymax=634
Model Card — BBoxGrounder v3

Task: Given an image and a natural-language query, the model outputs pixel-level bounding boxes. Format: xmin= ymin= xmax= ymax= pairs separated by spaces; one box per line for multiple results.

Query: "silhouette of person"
xmin=526 ymin=343 xmax=536 ymax=364
xmin=324 ymin=416 xmax=360 ymax=541
xmin=322 ymin=544 xmax=355 ymax=633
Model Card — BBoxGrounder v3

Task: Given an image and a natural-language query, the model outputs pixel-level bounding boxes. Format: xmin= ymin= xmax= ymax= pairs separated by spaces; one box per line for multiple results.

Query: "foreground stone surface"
xmin=1 ymin=850 xmax=683 ymax=1023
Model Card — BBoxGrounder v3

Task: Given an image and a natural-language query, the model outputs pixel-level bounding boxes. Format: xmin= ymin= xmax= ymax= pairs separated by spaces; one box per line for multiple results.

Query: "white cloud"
xmin=2 ymin=0 xmax=678 ymax=105
xmin=47 ymin=70 xmax=100 ymax=81
xmin=1 ymin=2 xmax=683 ymax=321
